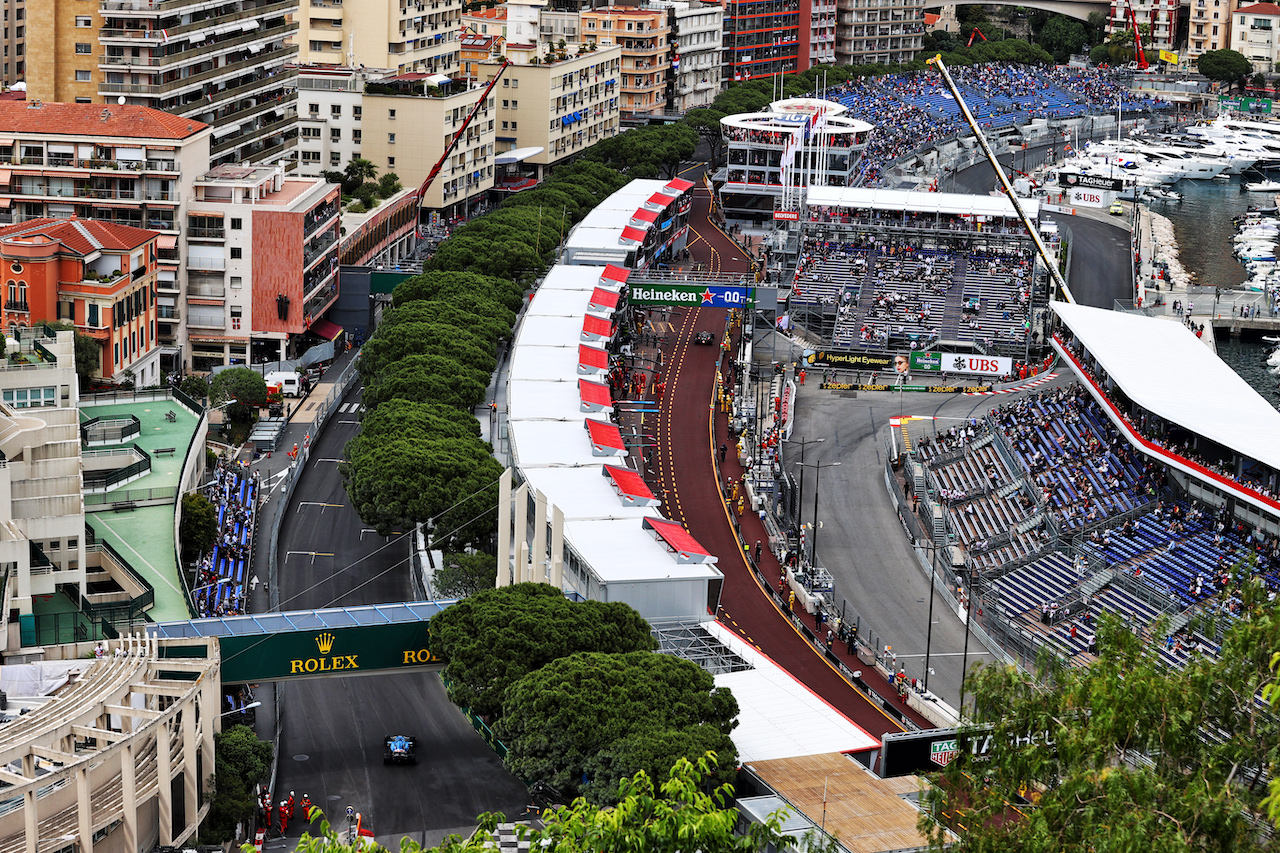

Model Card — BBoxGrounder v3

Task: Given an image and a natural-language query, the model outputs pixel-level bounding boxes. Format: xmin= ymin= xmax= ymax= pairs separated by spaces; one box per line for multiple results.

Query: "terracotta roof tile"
xmin=1237 ymin=2 xmax=1280 ymax=13
xmin=0 ymin=217 xmax=157 ymax=255
xmin=0 ymin=102 xmax=207 ymax=140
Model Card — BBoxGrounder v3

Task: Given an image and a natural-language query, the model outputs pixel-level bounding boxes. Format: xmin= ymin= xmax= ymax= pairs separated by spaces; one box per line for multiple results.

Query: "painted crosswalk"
xmin=965 ymin=372 xmax=1060 ymax=396
xmin=337 ymin=402 xmax=365 ymax=414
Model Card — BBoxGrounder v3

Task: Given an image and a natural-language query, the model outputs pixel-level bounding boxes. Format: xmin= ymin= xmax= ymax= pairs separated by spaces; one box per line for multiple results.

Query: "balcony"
xmin=187 ymin=311 xmax=225 ymax=328
xmin=158 ymin=305 xmax=180 ymax=320
xmin=98 ymin=41 xmax=298 ymax=97
xmin=187 ymin=281 xmax=225 ymax=298
xmin=186 ymin=255 xmax=225 ymax=271
xmin=187 ymin=226 xmax=225 ymax=239
xmin=4 ymin=301 xmax=29 ymax=313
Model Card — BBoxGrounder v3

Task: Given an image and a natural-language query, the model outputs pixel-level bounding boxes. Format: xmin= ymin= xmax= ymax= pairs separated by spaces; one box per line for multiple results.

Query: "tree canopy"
xmin=205 ymin=724 xmax=272 ymax=843
xmin=497 ymin=651 xmax=739 ymax=805
xmin=179 ymin=492 xmax=218 ymax=562
xmin=920 ymin=594 xmax=1280 ymax=852
xmin=434 ymin=552 xmax=498 ymax=599
xmin=429 ymin=583 xmax=658 ymax=719
xmin=1198 ymin=50 xmax=1252 ymax=88
xmin=209 ymin=367 xmax=268 ymax=422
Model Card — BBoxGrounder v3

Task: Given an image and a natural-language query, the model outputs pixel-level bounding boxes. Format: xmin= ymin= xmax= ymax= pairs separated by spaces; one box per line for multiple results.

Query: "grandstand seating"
xmin=195 ymin=466 xmax=256 ymax=616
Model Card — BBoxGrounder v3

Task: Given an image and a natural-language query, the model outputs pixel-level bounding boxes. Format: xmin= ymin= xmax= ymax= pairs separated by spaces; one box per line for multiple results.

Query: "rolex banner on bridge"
xmin=218 ymin=620 xmax=443 ymax=682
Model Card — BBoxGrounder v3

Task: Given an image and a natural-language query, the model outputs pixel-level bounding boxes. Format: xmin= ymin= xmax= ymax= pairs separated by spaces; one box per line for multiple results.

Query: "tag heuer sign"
xmin=1058 ymin=172 xmax=1123 ymax=192
xmin=930 ymin=738 xmax=960 ymax=768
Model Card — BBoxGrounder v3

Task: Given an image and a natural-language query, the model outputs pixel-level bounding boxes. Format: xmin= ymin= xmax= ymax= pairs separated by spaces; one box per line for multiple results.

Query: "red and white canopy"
xmin=620 ymin=225 xmax=648 ymax=245
xmin=581 ymin=313 xmax=613 ymax=342
xmin=587 ymin=287 xmax=620 ymax=316
xmin=603 ymin=465 xmax=660 ymax=507
xmin=578 ymin=378 xmax=613 ymax=413
xmin=642 ymin=517 xmax=716 ymax=564
xmin=577 ymin=344 xmax=609 ymax=375
xmin=601 ymin=264 xmax=630 ymax=286
xmin=584 ymin=419 xmax=627 ymax=456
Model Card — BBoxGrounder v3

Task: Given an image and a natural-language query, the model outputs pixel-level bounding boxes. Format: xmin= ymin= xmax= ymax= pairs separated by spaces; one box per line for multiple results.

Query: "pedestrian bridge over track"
xmin=147 ymin=601 xmax=455 ymax=683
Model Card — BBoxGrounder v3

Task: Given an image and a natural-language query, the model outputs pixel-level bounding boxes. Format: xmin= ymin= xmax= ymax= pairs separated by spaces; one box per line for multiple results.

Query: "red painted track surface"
xmin=649 ymin=184 xmax=931 ymax=738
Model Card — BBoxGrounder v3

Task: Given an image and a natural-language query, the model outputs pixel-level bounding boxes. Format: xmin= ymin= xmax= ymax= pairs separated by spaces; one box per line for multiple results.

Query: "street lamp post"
xmin=799 ymin=460 xmax=840 ymax=568
xmin=959 ymin=570 xmax=976 ymax=714
xmin=783 ymin=436 xmax=824 ymax=537
xmin=923 ymin=539 xmax=940 ymax=692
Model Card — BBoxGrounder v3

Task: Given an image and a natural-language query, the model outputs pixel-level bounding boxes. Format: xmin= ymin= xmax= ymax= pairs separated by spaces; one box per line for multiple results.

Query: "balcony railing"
xmin=98 ymin=41 xmax=298 ymax=96
xmin=157 ymin=305 xmax=180 ymax=319
xmin=4 ymin=301 xmax=29 ymax=313
xmin=186 ymin=255 xmax=225 ymax=271
xmin=187 ymin=226 xmax=225 ymax=239
xmin=187 ymin=281 xmax=225 ymax=298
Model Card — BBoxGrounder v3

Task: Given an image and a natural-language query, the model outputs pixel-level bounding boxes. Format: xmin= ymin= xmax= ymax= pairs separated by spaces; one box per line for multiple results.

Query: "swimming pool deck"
xmin=80 ymin=398 xmax=201 ymax=622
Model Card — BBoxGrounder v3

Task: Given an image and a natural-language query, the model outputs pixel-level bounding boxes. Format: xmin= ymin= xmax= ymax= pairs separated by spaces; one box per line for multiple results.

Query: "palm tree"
xmin=343 ymin=157 xmax=378 ymax=190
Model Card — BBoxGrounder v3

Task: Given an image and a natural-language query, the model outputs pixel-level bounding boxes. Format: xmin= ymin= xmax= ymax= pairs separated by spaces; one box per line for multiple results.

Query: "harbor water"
xmin=1146 ymin=175 xmax=1280 ymax=407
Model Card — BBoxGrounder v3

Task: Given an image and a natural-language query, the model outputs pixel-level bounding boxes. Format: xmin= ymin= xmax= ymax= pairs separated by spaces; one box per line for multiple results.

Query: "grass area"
xmin=89 ymin=505 xmax=189 ymax=622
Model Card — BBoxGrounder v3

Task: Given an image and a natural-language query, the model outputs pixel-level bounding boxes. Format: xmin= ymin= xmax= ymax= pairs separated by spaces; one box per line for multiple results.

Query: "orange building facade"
xmin=0 ymin=218 xmax=159 ymax=383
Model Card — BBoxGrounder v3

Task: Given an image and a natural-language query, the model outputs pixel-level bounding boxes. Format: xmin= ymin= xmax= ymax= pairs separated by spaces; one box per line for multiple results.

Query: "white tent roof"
xmin=806 ymin=186 xmax=1040 ymax=220
xmin=1052 ymin=302 xmax=1280 ymax=472
xmin=565 ymin=520 xmax=721 ymax=582
xmin=495 ymin=146 xmax=544 ymax=164
xmin=705 ymin=622 xmax=878 ymax=761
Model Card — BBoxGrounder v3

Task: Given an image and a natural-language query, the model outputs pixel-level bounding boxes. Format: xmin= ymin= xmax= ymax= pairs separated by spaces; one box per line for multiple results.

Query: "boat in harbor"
xmin=1245 ymin=179 xmax=1280 ymax=192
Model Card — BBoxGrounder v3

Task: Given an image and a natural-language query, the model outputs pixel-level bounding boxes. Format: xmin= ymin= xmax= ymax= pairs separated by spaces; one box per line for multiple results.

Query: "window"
xmin=502 ymin=99 xmax=508 ymax=108
xmin=511 ymin=121 xmax=517 ymax=129
xmin=330 ymin=128 xmax=341 ymax=142
xmin=309 ymin=103 xmax=320 ymax=115
xmin=302 ymin=126 xmax=321 ymax=138
xmin=2 ymin=387 xmax=55 ymax=408
xmin=88 ymin=303 xmax=98 ymax=326
xmin=230 ymin=275 xmax=243 ymax=289
xmin=330 ymin=151 xmax=341 ymax=166
xmin=230 ymin=247 xmax=242 ymax=259
xmin=388 ymin=108 xmax=396 ymax=119
xmin=352 ymin=129 xmax=361 ymax=142
xmin=353 ymin=105 xmax=361 ymax=119
xmin=75 ymin=42 xmax=91 ymax=53
xmin=301 ymin=150 xmax=321 ymax=162
xmin=75 ymin=69 xmax=91 ymax=81
xmin=511 ymin=100 xmax=517 ymax=109
xmin=511 ymin=78 xmax=518 ymax=88
xmin=230 ymin=218 xmax=242 ymax=230
xmin=230 ymin=306 xmax=242 ymax=330
xmin=502 ymin=120 xmax=509 ymax=130
xmin=75 ymin=15 xmax=91 ymax=26
xmin=388 ymin=133 xmax=396 ymax=143
xmin=75 ymin=97 xmax=91 ymax=103
xmin=1213 ymin=24 xmax=1219 ymax=33
xmin=503 ymin=78 xmax=509 ymax=86
xmin=388 ymin=156 xmax=395 ymax=168
xmin=331 ymin=104 xmax=342 ymax=118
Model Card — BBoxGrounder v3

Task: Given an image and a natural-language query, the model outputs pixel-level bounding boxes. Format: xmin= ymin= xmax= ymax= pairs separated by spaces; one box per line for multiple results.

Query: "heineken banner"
xmin=629 ymin=283 xmax=750 ymax=308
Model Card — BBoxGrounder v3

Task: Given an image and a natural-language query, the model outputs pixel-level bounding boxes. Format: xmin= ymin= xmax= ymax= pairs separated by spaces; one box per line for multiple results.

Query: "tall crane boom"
xmin=1123 ymin=1 xmax=1148 ymax=70
xmin=415 ymin=60 xmax=512 ymax=204
xmin=925 ymin=54 xmax=1075 ymax=305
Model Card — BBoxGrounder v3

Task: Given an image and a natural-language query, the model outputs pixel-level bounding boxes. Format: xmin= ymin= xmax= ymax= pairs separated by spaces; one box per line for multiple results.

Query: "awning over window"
xmin=620 ymin=226 xmax=648 ymax=245
xmin=585 ymin=419 xmax=627 ymax=457
xmin=581 ymin=313 xmax=613 ymax=342
xmin=577 ymin=343 xmax=609 ymax=375
xmin=578 ymin=378 xmax=613 ymax=413
xmin=665 ymin=178 xmax=695 ymax=193
xmin=601 ymin=264 xmax=630 ymax=286
xmin=603 ymin=464 xmax=659 ymax=507
xmin=156 ymin=234 xmax=178 ymax=250
xmin=631 ymin=207 xmax=659 ymax=224
xmin=0 ymin=169 xmax=12 ymax=185
xmin=587 ymin=287 xmax=619 ymax=315
xmin=642 ymin=517 xmax=716 ymax=564
xmin=310 ymin=317 xmax=344 ymax=340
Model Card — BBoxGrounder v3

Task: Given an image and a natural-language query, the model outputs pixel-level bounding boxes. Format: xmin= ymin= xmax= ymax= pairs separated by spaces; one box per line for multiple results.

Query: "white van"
xmin=264 ymin=370 xmax=303 ymax=398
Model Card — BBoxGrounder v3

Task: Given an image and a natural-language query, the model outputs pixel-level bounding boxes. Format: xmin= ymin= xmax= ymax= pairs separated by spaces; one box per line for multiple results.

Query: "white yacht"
xmin=1086 ymin=138 xmax=1230 ymax=180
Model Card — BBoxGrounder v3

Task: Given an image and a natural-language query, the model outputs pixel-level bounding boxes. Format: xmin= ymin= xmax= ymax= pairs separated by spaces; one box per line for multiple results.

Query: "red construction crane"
xmin=966 ymin=27 xmax=987 ymax=47
xmin=415 ymin=60 xmax=512 ymax=204
xmin=1122 ymin=1 xmax=1148 ymax=70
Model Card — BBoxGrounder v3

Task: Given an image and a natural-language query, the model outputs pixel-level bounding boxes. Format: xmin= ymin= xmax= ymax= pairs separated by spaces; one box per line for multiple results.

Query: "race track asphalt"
xmin=270 ymin=384 xmax=527 ymax=853
xmin=652 ymin=184 xmax=932 ymax=737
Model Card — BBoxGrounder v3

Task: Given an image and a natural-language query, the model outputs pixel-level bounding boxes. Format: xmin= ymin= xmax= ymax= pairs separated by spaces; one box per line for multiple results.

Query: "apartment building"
xmin=0 ymin=217 xmax=161 ymax=383
xmin=1 ymin=0 xmax=23 ymax=86
xmin=808 ymin=0 xmax=836 ymax=65
xmin=1188 ymin=0 xmax=1230 ymax=59
xmin=653 ymin=0 xmax=722 ymax=112
xmin=463 ymin=4 xmax=507 ymax=37
xmin=479 ymin=43 xmax=621 ymax=177
xmin=461 ymin=32 xmax=501 ymax=80
xmin=0 ymin=326 xmax=86 ymax=621
xmin=722 ymin=0 xmax=800 ymax=82
xmin=295 ymin=63 xmax=384 ymax=176
xmin=833 ymin=0 xmax=926 ymax=65
xmin=0 ymin=101 xmax=214 ymax=375
xmin=1231 ymin=2 xmax=1280 ymax=71
xmin=1107 ymin=0 xmax=1179 ymax=53
xmin=26 ymin=0 xmax=299 ymax=169
xmin=362 ymin=78 xmax=497 ymax=217
xmin=578 ymin=6 xmax=670 ymax=116
xmin=296 ymin=0 xmax=462 ymax=76
xmin=185 ymin=163 xmax=340 ymax=370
